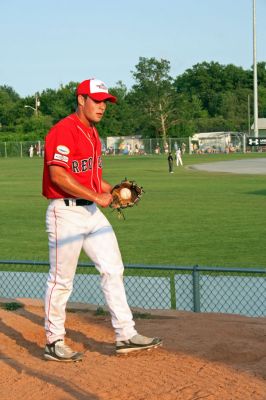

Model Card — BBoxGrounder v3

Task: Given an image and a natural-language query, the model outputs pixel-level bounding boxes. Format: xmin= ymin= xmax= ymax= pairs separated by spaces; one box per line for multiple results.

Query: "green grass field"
xmin=0 ymin=153 xmax=266 ymax=269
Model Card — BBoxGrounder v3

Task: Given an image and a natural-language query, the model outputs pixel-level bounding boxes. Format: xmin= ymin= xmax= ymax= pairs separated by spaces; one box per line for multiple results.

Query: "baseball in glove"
xmin=110 ymin=178 xmax=144 ymax=219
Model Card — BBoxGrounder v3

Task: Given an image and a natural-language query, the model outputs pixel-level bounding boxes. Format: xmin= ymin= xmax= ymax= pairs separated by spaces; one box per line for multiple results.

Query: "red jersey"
xmin=42 ymin=113 xmax=103 ymax=199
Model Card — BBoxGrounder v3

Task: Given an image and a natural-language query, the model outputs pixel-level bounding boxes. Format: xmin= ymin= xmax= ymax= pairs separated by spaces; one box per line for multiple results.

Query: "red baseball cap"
xmin=76 ymin=79 xmax=117 ymax=103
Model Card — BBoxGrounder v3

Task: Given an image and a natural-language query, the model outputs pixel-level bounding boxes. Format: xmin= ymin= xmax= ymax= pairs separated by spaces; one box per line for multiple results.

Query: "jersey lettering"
xmin=88 ymin=157 xmax=93 ymax=170
xmin=72 ymin=157 xmax=93 ymax=173
xmin=81 ymin=159 xmax=88 ymax=172
xmin=72 ymin=160 xmax=80 ymax=173
xmin=98 ymin=156 xmax=102 ymax=168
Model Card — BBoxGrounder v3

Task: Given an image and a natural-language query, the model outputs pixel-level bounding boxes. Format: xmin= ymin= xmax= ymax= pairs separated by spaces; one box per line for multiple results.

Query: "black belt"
xmin=64 ymin=199 xmax=94 ymax=206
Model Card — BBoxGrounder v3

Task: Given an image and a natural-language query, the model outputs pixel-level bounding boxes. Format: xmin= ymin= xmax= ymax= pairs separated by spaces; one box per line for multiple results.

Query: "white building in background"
xmin=251 ymin=118 xmax=266 ymax=136
xmin=190 ymin=131 xmax=244 ymax=154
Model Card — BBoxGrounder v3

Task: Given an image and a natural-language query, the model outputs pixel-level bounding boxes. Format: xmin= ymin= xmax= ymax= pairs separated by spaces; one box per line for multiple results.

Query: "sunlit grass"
xmin=0 ymin=153 xmax=265 ymax=268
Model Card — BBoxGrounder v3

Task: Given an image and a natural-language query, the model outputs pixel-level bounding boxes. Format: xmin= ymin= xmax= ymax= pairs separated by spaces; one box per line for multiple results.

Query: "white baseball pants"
xmin=176 ymin=154 xmax=183 ymax=166
xmin=44 ymin=199 xmax=137 ymax=343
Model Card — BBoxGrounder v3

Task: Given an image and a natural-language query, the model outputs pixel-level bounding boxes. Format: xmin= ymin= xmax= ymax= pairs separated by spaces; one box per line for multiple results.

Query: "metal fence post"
xmin=243 ymin=134 xmax=246 ymax=154
xmin=170 ymin=272 xmax=176 ymax=309
xmin=192 ymin=265 xmax=201 ymax=312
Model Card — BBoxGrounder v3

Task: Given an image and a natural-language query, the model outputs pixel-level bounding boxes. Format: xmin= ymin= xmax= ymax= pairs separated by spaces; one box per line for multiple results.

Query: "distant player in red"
xmin=43 ymin=78 xmax=162 ymax=362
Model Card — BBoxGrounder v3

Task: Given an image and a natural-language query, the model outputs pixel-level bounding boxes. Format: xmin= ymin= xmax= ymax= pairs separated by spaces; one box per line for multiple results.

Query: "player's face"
xmin=78 ymin=95 xmax=107 ymax=126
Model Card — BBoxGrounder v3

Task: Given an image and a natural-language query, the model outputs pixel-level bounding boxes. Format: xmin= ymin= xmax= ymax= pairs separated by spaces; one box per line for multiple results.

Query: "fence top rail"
xmin=0 ymin=260 xmax=265 ymax=274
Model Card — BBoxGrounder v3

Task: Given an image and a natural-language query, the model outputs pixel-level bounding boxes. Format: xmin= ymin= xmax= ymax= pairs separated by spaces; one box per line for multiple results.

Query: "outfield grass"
xmin=0 ymin=153 xmax=266 ymax=268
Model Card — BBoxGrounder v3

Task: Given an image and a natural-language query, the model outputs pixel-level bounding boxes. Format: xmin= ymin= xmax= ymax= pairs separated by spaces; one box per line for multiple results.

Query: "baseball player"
xmin=167 ymin=152 xmax=174 ymax=173
xmin=175 ymin=147 xmax=183 ymax=166
xmin=42 ymin=78 xmax=162 ymax=362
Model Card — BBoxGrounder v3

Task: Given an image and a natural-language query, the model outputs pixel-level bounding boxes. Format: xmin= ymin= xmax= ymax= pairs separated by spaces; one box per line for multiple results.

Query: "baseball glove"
xmin=110 ymin=178 xmax=144 ymax=219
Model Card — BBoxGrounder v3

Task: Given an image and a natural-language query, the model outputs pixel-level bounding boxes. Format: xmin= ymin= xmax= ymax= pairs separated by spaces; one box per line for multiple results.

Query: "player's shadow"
xmin=0 ymin=317 xmax=43 ymax=360
xmin=0 ymin=349 xmax=99 ymax=400
xmin=18 ymin=307 xmax=114 ymax=356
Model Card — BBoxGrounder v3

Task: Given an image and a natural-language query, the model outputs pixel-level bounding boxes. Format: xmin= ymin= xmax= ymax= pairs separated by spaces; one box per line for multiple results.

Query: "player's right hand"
xmin=95 ymin=193 xmax=113 ymax=208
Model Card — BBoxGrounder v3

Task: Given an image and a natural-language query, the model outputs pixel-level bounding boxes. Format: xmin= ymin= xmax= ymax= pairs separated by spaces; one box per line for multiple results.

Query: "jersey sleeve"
xmin=45 ymin=122 xmax=75 ymax=169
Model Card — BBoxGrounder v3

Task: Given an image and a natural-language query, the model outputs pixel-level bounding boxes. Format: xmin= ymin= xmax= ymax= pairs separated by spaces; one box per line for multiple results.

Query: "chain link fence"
xmin=0 ymin=141 xmax=44 ymax=157
xmin=0 ymin=134 xmax=263 ymax=157
xmin=0 ymin=261 xmax=265 ymax=317
xmin=0 ymin=138 xmax=189 ymax=157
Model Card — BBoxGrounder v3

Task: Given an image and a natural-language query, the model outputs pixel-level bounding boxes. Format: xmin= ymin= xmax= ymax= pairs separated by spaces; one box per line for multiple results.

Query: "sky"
xmin=1 ymin=0 xmax=265 ymax=97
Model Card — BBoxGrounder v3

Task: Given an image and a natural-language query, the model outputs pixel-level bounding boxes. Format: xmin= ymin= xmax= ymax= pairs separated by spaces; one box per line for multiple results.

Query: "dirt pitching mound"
xmin=0 ymin=302 xmax=265 ymax=400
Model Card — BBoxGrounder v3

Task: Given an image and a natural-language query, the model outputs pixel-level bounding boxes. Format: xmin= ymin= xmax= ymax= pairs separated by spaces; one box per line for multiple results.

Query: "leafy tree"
xmin=0 ymin=86 xmax=22 ymax=130
xmin=130 ymin=57 xmax=178 ymax=141
xmin=1 ymin=59 xmax=265 ymax=142
xmin=257 ymin=62 xmax=266 ymax=86
xmin=173 ymin=61 xmax=264 ymax=132
xmin=174 ymin=62 xmax=252 ymax=116
xmin=99 ymin=81 xmax=137 ymax=137
xmin=39 ymin=82 xmax=77 ymax=124
xmin=258 ymin=87 xmax=266 ymax=118
xmin=22 ymin=114 xmax=53 ymax=138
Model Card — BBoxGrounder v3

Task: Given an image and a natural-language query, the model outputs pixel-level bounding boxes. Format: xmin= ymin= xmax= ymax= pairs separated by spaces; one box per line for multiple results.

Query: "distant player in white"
xmin=175 ymin=148 xmax=183 ymax=166
xmin=29 ymin=145 xmax=34 ymax=158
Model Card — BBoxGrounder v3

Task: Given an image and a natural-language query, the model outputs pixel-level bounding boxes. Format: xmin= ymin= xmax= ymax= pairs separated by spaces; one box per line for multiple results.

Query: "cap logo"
xmin=90 ymin=79 xmax=109 ymax=94
xmin=96 ymin=83 xmax=107 ymax=91
xmin=76 ymin=79 xmax=116 ymax=102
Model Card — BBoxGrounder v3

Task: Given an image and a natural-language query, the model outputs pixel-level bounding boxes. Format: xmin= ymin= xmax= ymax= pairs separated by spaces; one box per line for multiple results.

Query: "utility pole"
xmin=35 ymin=93 xmax=40 ymax=116
xmin=253 ymin=0 xmax=259 ymax=137
xmin=25 ymin=93 xmax=40 ymax=116
xmin=248 ymin=94 xmax=251 ymax=135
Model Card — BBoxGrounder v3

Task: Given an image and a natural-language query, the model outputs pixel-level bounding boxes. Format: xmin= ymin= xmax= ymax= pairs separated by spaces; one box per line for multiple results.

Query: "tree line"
xmin=0 ymin=57 xmax=266 ymax=142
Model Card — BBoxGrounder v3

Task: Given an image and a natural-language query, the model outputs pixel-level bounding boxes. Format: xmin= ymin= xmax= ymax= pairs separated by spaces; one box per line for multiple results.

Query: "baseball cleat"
xmin=116 ymin=334 xmax=162 ymax=354
xmin=44 ymin=339 xmax=83 ymax=362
